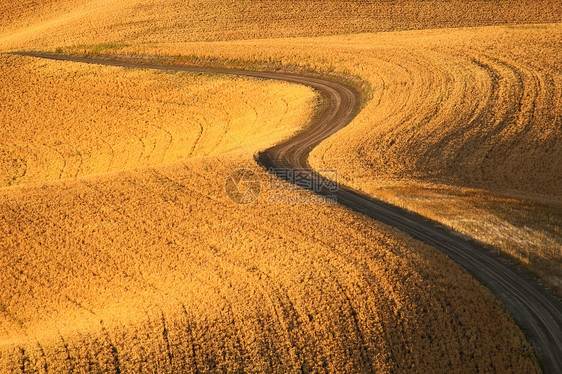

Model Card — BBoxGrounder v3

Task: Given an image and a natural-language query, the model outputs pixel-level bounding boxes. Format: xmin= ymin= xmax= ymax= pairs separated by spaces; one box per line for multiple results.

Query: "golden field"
xmin=1 ymin=0 xmax=560 ymax=50
xmin=0 ymin=55 xmax=539 ymax=370
xmin=0 ymin=54 xmax=315 ymax=187
xmin=87 ymin=23 xmax=560 ymax=293
xmin=1 ymin=0 xmax=561 ymax=372
xmin=0 ymin=153 xmax=538 ymax=372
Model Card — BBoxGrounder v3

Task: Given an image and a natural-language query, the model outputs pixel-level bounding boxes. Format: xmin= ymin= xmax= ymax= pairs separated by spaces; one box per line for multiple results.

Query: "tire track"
xmin=10 ymin=51 xmax=562 ymax=373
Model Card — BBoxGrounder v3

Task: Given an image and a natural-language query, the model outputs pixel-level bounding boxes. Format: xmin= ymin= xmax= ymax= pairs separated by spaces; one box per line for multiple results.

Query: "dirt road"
xmin=11 ymin=51 xmax=562 ymax=373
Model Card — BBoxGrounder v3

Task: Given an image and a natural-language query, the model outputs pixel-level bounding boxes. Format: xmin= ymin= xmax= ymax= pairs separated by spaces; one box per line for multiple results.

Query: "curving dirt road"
xmin=12 ymin=51 xmax=562 ymax=373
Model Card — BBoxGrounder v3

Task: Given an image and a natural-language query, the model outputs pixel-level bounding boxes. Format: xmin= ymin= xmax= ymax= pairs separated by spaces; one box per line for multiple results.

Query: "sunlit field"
xmin=0 ymin=54 xmax=315 ymax=187
xmin=1 ymin=0 xmax=560 ymax=372
xmin=74 ymin=24 xmax=561 ymax=293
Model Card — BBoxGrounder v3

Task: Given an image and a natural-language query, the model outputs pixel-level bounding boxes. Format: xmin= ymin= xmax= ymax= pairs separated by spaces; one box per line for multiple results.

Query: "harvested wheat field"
xmin=99 ymin=23 xmax=560 ymax=293
xmin=0 ymin=153 xmax=539 ymax=372
xmin=1 ymin=0 xmax=561 ymax=50
xmin=1 ymin=0 xmax=561 ymax=373
xmin=0 ymin=54 xmax=315 ymax=187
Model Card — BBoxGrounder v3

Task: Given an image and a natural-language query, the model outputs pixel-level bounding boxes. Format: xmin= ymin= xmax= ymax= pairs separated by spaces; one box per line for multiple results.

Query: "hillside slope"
xmin=100 ymin=24 xmax=562 ymax=291
xmin=0 ymin=152 xmax=538 ymax=372
xmin=1 ymin=0 xmax=561 ymax=50
xmin=0 ymin=0 xmax=559 ymax=372
xmin=0 ymin=54 xmax=315 ymax=187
